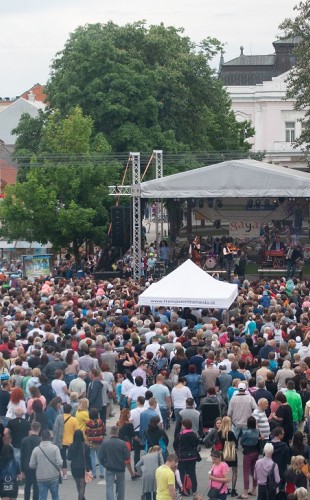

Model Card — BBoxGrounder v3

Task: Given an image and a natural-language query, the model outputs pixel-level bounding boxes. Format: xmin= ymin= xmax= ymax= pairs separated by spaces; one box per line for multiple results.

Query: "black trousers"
xmin=257 ymin=485 xmax=277 ymax=500
xmin=132 ymin=432 xmax=142 ymax=466
xmin=24 ymin=469 xmax=39 ymax=500
xmin=178 ymin=460 xmax=197 ymax=494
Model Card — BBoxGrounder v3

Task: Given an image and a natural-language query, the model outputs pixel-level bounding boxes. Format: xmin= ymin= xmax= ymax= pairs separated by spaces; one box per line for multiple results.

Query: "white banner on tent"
xmin=229 ymin=220 xmax=260 ymax=238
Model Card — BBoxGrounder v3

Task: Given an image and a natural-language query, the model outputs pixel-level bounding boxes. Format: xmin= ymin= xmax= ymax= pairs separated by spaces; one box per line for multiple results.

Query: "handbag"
xmin=208 ymin=467 xmax=225 ymax=499
xmin=83 ymin=444 xmax=93 ymax=484
xmin=0 ymin=461 xmax=18 ymax=497
xmin=182 ymin=473 xmax=192 ymax=496
xmin=222 ymin=440 xmax=236 ymax=462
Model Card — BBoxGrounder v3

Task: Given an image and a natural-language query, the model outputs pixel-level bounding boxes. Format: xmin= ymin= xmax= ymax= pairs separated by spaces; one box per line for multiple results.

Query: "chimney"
xmin=28 ymin=91 xmax=35 ymax=102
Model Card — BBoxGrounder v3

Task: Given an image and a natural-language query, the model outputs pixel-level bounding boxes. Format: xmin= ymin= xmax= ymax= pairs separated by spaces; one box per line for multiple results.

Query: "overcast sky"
xmin=1 ymin=0 xmax=297 ymax=97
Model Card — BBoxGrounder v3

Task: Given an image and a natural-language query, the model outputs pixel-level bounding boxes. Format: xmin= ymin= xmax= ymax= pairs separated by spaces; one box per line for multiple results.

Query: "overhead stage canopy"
xmin=140 ymin=159 xmax=310 ymax=198
xmin=138 ymin=259 xmax=238 ymax=309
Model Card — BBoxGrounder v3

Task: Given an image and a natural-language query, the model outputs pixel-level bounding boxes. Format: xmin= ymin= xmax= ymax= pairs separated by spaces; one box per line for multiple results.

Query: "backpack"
xmin=266 ymin=463 xmax=277 ymax=494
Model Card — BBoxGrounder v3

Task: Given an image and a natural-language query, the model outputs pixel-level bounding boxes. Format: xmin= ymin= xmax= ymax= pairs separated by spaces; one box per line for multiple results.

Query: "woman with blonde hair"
xmin=240 ymin=343 xmax=253 ymax=364
xmin=218 ymin=416 xmax=238 ymax=497
xmin=284 ymin=455 xmax=309 ymax=494
xmin=136 ymin=445 xmax=164 ymax=500
xmin=75 ymin=398 xmax=89 ymax=436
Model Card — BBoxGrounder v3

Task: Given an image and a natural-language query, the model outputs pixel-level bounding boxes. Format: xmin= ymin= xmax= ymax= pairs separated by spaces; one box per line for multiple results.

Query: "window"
xmin=285 ymin=122 xmax=295 ymax=142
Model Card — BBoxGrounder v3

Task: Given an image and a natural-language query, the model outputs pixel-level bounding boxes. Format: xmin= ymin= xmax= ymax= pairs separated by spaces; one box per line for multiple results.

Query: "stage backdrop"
xmin=22 ymin=254 xmax=52 ymax=279
xmin=229 ymin=220 xmax=261 ymax=238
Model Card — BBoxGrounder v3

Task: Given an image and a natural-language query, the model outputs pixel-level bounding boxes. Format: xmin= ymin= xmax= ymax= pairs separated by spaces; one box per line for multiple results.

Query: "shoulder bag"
xmin=222 ymin=439 xmax=236 ymax=462
xmin=208 ymin=466 xmax=225 ymax=499
xmin=39 ymin=446 xmax=62 ymax=484
xmin=83 ymin=444 xmax=93 ymax=484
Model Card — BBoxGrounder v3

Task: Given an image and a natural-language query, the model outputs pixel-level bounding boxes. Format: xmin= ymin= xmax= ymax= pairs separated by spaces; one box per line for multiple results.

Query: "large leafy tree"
xmin=45 ymin=21 xmax=253 ymax=152
xmin=280 ymin=1 xmax=310 ymax=150
xmin=1 ymin=107 xmax=121 ymax=259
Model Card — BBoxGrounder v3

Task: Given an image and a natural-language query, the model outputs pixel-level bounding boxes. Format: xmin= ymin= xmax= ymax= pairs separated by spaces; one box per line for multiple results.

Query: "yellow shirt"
xmin=155 ymin=465 xmax=175 ymax=500
xmin=76 ymin=410 xmax=89 ymax=436
xmin=62 ymin=414 xmax=79 ymax=446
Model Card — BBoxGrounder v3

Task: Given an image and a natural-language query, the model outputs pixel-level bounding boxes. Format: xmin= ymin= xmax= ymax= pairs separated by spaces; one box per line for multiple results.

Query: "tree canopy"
xmin=280 ymin=1 xmax=310 ymax=149
xmin=0 ymin=107 xmax=121 ymax=257
xmin=45 ymin=21 xmax=253 ymax=152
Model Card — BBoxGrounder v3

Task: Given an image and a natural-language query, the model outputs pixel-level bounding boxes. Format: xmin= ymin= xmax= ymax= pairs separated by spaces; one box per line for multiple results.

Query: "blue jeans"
xmin=37 ymin=479 xmax=59 ymax=500
xmin=232 ymin=425 xmax=247 ymax=442
xmin=90 ymin=447 xmax=104 ymax=476
xmin=106 ymin=470 xmax=125 ymax=500
xmin=159 ymin=407 xmax=168 ymax=429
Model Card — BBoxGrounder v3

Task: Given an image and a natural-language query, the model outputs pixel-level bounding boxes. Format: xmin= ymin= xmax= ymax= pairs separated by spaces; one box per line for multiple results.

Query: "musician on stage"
xmin=286 ymin=243 xmax=301 ymax=278
xmin=189 ymin=236 xmax=201 ymax=267
xmin=223 ymin=242 xmax=235 ymax=280
xmin=271 ymin=235 xmax=285 ymax=251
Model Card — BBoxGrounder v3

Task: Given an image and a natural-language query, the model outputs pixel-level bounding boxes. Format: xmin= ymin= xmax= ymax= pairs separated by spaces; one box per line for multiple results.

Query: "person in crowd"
xmin=20 ymin=421 xmax=41 ymax=500
xmin=270 ymin=426 xmax=290 ymax=491
xmin=217 ymin=416 xmax=238 ymax=497
xmin=85 ymin=407 xmax=105 ymax=479
xmin=239 ymin=416 xmax=260 ymax=499
xmin=99 ymin=426 xmax=130 ymax=500
xmin=201 ymin=387 xmax=227 ymax=417
xmin=184 ymin=365 xmax=201 ymax=408
xmin=227 ymin=382 xmax=257 ymax=441
xmin=67 ymin=429 xmax=92 ymax=500
xmin=155 ymin=453 xmax=179 ymax=500
xmin=173 ymin=419 xmax=200 ymax=496
xmin=6 ymin=388 xmax=26 ymax=420
xmin=144 ymin=416 xmax=169 ymax=459
xmin=254 ymin=443 xmax=280 ymax=500
xmin=136 ymin=445 xmax=164 ymax=500
xmin=171 ymin=377 xmax=193 ymax=422
xmin=45 ymin=397 xmax=63 ymax=430
xmin=7 ymin=407 xmax=30 ymax=464
xmin=29 ymin=430 xmax=63 ymax=500
xmin=0 ymin=444 xmax=22 ymax=500
xmin=75 ymin=398 xmax=89 ymax=436
xmin=117 ymin=408 xmax=140 ymax=480
xmin=26 ymin=386 xmax=46 ymax=416
xmin=284 ymin=455 xmax=309 ymax=494
xmin=148 ymin=374 xmax=171 ymax=429
xmin=175 ymin=397 xmax=201 ymax=437
xmin=29 ymin=399 xmax=49 ymax=432
xmin=208 ymin=449 xmax=230 ymax=500
xmin=53 ymin=403 xmax=79 ymax=480
xmin=270 ymin=392 xmax=293 ymax=444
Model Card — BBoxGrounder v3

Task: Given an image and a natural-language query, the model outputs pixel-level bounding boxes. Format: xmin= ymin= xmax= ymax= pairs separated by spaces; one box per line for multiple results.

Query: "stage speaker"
xmin=111 ymin=206 xmax=131 ymax=248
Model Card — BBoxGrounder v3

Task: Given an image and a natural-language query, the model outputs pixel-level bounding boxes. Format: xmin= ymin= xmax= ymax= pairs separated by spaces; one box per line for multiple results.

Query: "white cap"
xmin=238 ymin=382 xmax=247 ymax=391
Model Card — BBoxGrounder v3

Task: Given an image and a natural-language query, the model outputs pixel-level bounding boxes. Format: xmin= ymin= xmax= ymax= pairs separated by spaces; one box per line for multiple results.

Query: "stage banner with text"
xmin=229 ymin=221 xmax=261 ymax=239
xmin=22 ymin=254 xmax=52 ymax=279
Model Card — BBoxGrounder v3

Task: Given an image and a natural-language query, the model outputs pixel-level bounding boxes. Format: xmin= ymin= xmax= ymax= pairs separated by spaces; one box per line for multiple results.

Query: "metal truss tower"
xmin=154 ymin=150 xmax=164 ymax=250
xmin=130 ymin=152 xmax=141 ymax=281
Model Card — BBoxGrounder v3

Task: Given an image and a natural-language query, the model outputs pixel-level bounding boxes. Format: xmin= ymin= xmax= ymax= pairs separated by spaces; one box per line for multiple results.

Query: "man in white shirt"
xmin=127 ymin=377 xmax=148 ymax=408
xmin=145 ymin=337 xmax=161 ymax=356
xmin=130 ymin=396 xmax=146 ymax=465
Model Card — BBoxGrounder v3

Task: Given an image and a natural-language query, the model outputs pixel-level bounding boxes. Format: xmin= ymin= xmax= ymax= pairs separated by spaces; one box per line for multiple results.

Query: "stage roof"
xmin=140 ymin=159 xmax=310 ymax=198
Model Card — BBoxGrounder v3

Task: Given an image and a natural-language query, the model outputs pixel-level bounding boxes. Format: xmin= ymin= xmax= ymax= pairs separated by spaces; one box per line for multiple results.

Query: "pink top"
xmin=27 ymin=395 xmax=46 ymax=415
xmin=209 ymin=462 xmax=229 ymax=494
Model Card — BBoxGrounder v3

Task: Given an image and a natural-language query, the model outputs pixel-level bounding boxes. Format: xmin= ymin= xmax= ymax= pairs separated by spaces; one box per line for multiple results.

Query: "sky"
xmin=1 ymin=0 xmax=298 ymax=97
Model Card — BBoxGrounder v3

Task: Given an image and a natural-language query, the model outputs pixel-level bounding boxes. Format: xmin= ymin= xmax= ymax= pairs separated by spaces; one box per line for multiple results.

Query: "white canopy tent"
xmin=140 ymin=159 xmax=310 ymax=198
xmin=138 ymin=259 xmax=238 ymax=309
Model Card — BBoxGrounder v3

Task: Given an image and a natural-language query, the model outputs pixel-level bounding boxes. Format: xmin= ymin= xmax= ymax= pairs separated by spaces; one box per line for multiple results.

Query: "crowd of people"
xmin=0 ymin=271 xmax=310 ymax=500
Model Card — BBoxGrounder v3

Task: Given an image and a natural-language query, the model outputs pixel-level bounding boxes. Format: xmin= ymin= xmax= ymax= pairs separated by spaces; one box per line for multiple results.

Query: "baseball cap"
xmin=115 ymin=308 xmax=122 ymax=314
xmin=238 ymin=382 xmax=247 ymax=391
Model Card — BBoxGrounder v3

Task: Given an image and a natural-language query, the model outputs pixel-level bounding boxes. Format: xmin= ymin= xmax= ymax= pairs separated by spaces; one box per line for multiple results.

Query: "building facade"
xmin=219 ymin=39 xmax=307 ymax=169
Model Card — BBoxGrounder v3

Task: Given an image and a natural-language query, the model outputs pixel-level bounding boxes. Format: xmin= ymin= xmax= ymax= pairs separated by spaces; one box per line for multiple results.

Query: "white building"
xmin=0 ymin=84 xmax=46 ymax=145
xmin=219 ymin=39 xmax=307 ymax=169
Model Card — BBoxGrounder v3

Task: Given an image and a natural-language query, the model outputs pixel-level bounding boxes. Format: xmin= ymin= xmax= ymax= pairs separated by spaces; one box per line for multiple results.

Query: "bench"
xmin=258 ymin=268 xmax=302 ymax=279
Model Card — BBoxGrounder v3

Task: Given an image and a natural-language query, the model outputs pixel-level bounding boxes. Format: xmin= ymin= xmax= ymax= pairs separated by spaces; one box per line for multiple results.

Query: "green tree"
xmin=0 ymin=107 xmax=121 ymax=260
xmin=46 ymin=21 xmax=253 ymax=152
xmin=280 ymin=1 xmax=310 ymax=150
